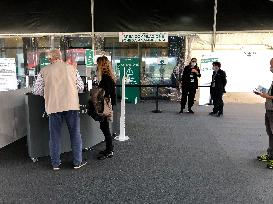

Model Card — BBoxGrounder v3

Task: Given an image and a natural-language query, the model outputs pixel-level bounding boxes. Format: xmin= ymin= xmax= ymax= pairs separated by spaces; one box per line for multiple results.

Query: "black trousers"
xmin=180 ymin=87 xmax=196 ymax=110
xmin=100 ymin=117 xmax=113 ymax=152
xmin=210 ymin=89 xmax=224 ymax=114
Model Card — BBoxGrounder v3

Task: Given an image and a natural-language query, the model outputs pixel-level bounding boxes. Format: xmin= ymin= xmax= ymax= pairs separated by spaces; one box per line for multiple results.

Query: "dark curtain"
xmin=0 ymin=0 xmax=91 ymax=33
xmin=0 ymin=0 xmax=273 ymax=33
xmin=94 ymin=0 xmax=214 ymax=32
xmin=217 ymin=0 xmax=273 ymax=31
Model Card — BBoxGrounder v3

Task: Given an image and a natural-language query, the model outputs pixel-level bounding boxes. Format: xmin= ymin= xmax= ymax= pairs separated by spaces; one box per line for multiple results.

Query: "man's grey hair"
xmin=48 ymin=49 xmax=62 ymax=60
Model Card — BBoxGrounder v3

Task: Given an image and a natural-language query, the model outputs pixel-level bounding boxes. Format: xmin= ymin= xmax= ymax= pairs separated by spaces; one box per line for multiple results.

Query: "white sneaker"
xmin=53 ymin=166 xmax=60 ymax=171
xmin=73 ymin=161 xmax=87 ymax=169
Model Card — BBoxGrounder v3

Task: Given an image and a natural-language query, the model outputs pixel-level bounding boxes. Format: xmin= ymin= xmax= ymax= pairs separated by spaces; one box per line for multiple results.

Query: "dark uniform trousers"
xmin=210 ymin=88 xmax=224 ymax=114
xmin=181 ymin=86 xmax=196 ymax=110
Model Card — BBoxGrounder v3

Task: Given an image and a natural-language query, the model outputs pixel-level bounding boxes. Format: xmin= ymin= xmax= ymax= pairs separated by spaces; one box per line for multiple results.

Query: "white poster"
xmin=204 ymin=50 xmax=273 ymax=92
xmin=199 ymin=54 xmax=218 ymax=105
xmin=198 ymin=50 xmax=273 ymax=105
xmin=0 ymin=58 xmax=17 ymax=91
xmin=119 ymin=32 xmax=168 ymax=42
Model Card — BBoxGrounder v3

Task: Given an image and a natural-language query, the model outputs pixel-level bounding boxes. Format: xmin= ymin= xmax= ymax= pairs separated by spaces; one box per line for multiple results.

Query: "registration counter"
xmin=0 ymin=88 xmax=31 ymax=149
xmin=25 ymin=92 xmax=105 ymax=162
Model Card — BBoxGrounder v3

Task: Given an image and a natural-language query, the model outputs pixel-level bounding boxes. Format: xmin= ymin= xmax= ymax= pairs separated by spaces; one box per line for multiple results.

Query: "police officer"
xmin=209 ymin=61 xmax=227 ymax=117
xmin=179 ymin=58 xmax=201 ymax=113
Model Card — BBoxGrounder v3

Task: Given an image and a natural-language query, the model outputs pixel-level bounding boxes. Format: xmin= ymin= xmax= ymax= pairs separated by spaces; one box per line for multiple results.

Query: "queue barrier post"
xmin=115 ymin=84 xmax=210 ymax=114
xmin=152 ymin=84 xmax=162 ymax=113
xmin=115 ymin=74 xmax=129 ymax=142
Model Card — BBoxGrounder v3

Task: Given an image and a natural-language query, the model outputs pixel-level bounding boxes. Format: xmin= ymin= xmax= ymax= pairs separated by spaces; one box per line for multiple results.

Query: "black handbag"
xmin=87 ymin=87 xmax=105 ymax=121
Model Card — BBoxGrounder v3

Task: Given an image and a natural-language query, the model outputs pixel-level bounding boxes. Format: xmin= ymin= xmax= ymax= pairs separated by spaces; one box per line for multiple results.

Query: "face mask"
xmin=270 ymin=67 xmax=273 ymax=73
xmin=212 ymin=66 xmax=218 ymax=71
xmin=191 ymin=62 xmax=196 ymax=67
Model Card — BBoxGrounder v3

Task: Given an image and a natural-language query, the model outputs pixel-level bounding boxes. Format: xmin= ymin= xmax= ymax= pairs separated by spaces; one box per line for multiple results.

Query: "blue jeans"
xmin=49 ymin=110 xmax=82 ymax=167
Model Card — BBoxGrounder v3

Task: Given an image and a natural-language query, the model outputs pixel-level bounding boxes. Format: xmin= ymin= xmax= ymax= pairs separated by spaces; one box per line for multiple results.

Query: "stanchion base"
xmin=115 ymin=135 xmax=129 ymax=141
xmin=152 ymin=110 xmax=162 ymax=113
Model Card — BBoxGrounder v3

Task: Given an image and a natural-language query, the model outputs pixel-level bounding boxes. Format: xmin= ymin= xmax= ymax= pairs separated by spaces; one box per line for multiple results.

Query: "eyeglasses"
xmin=191 ymin=61 xmax=197 ymax=63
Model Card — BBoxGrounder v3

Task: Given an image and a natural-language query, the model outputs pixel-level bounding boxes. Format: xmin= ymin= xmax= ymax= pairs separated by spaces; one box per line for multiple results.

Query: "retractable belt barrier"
xmin=115 ymin=84 xmax=210 ymax=113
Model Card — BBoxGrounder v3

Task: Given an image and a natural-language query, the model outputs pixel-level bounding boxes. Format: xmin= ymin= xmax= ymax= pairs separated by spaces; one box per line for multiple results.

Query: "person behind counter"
xmin=96 ymin=56 xmax=116 ymax=160
xmin=33 ymin=49 xmax=86 ymax=171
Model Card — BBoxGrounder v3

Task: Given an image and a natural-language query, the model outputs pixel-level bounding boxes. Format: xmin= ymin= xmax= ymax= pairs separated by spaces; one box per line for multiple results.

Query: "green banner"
xmin=200 ymin=58 xmax=218 ymax=63
xmin=85 ymin=49 xmax=94 ymax=67
xmin=39 ymin=55 xmax=50 ymax=69
xmin=119 ymin=58 xmax=140 ymax=103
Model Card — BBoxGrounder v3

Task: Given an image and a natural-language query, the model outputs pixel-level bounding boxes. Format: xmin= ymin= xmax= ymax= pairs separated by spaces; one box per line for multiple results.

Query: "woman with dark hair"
xmin=96 ymin=56 xmax=116 ymax=160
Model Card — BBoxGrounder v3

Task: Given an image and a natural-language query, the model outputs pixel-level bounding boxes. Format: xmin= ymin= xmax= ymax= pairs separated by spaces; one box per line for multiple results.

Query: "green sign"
xmin=39 ymin=55 xmax=50 ymax=69
xmin=119 ymin=58 xmax=140 ymax=103
xmin=85 ymin=49 xmax=94 ymax=67
xmin=200 ymin=58 xmax=218 ymax=63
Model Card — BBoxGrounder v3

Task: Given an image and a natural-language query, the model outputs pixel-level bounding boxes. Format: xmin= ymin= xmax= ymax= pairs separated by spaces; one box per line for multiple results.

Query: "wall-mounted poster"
xmin=27 ymin=51 xmax=39 ymax=69
xmin=39 ymin=51 xmax=50 ymax=69
xmin=66 ymin=49 xmax=85 ymax=65
xmin=199 ymin=54 xmax=219 ymax=105
xmin=119 ymin=58 xmax=140 ymax=103
xmin=85 ymin=49 xmax=94 ymax=67
xmin=0 ymin=58 xmax=17 ymax=91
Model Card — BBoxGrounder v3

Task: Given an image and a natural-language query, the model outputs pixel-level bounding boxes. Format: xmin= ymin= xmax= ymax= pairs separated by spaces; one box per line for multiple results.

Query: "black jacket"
xmin=181 ymin=65 xmax=201 ymax=89
xmin=99 ymin=74 xmax=116 ymax=106
xmin=210 ymin=69 xmax=227 ymax=93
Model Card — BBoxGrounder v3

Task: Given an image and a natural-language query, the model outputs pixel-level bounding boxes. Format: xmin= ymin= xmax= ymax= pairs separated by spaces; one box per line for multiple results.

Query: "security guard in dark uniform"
xmin=209 ymin=61 xmax=227 ymax=117
xmin=179 ymin=58 xmax=201 ymax=113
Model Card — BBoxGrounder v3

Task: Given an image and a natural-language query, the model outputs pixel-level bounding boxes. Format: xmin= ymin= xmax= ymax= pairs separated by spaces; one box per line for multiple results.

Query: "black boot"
xmin=188 ymin=108 xmax=194 ymax=113
xmin=97 ymin=151 xmax=114 ymax=160
xmin=99 ymin=149 xmax=108 ymax=155
xmin=209 ymin=111 xmax=217 ymax=116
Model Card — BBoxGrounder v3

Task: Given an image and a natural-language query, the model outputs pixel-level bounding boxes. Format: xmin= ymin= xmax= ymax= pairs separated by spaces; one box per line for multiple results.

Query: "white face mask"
xmin=191 ymin=62 xmax=196 ymax=67
xmin=270 ymin=67 xmax=273 ymax=73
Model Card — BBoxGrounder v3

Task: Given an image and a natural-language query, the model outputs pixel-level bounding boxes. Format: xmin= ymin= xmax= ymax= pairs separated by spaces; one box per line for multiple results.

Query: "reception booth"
xmin=0 ymin=88 xmax=31 ymax=149
xmin=25 ymin=92 xmax=105 ymax=162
